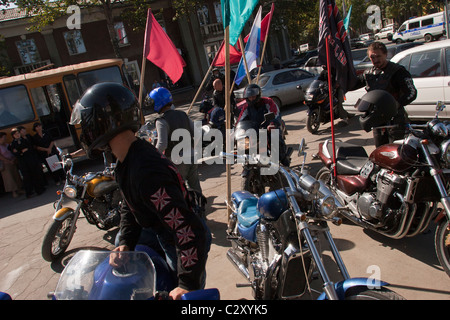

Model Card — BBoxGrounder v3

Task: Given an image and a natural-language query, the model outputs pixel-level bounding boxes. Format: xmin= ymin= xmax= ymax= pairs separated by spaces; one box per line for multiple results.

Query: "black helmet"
xmin=70 ymin=82 xmax=141 ymax=158
xmin=243 ymin=84 xmax=261 ymax=103
xmin=356 ymin=90 xmax=398 ymax=132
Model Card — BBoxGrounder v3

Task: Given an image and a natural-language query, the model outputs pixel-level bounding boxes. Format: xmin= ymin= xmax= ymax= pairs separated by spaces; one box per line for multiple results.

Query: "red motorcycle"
xmin=315 ymin=94 xmax=450 ymax=277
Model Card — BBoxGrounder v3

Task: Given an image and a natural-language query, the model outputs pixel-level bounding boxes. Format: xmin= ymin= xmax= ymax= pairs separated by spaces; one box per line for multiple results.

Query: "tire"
xmin=271 ymin=97 xmax=282 ymax=109
xmin=316 ymin=166 xmax=332 ymax=185
xmin=435 ymin=218 xmax=450 ymax=277
xmin=307 ymin=109 xmax=320 ymax=134
xmin=41 ymin=216 xmax=75 ymax=262
xmin=345 ymin=287 xmax=405 ymax=300
xmin=424 ymin=33 xmax=433 ymax=43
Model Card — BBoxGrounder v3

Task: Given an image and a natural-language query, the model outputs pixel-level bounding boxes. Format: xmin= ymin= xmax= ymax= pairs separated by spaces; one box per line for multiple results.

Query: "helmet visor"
xmin=354 ymin=98 xmax=374 ymax=113
xmin=70 ymin=100 xmax=88 ymax=125
xmin=244 ymin=86 xmax=261 ymax=98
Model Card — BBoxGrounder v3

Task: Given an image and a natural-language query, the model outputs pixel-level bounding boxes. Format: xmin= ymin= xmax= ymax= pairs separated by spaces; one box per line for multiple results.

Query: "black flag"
xmin=318 ymin=0 xmax=357 ymax=93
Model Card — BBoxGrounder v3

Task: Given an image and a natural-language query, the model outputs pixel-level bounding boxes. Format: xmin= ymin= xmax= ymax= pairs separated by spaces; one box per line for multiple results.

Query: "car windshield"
xmin=252 ymin=75 xmax=270 ymax=87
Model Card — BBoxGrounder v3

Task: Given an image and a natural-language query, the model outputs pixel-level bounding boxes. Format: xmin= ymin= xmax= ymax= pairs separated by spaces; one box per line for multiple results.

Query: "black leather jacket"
xmin=115 ymin=138 xmax=208 ymax=291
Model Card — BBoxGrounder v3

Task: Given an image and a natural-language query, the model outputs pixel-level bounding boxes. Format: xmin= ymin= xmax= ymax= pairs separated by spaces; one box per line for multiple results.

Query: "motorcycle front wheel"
xmin=435 ymin=218 xmax=450 ymax=277
xmin=41 ymin=216 xmax=75 ymax=262
xmin=307 ymin=110 xmax=321 ymax=134
xmin=345 ymin=287 xmax=405 ymax=300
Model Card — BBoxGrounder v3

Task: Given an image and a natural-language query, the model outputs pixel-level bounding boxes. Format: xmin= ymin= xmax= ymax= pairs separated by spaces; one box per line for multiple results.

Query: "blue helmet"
xmin=149 ymin=87 xmax=172 ymax=112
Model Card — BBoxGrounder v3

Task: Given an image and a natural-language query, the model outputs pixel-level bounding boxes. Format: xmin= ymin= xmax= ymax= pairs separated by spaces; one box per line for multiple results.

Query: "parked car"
xmin=354 ymin=42 xmax=424 ymax=75
xmin=343 ymin=39 xmax=450 ymax=120
xmin=301 ymin=56 xmax=323 ymax=75
xmin=374 ymin=25 xmax=395 ymax=40
xmin=234 ymin=67 xmax=317 ymax=108
xmin=282 ymin=49 xmax=318 ymax=68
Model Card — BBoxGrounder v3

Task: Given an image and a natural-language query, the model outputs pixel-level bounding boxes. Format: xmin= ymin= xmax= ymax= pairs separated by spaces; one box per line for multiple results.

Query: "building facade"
xmin=0 ymin=1 xmax=290 ymax=98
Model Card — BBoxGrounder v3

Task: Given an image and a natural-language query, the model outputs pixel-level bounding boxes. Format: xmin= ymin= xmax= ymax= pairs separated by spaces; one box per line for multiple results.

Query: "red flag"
xmin=143 ymin=9 xmax=186 ymax=83
xmin=244 ymin=3 xmax=274 ymax=43
xmin=211 ymin=41 xmax=242 ymax=66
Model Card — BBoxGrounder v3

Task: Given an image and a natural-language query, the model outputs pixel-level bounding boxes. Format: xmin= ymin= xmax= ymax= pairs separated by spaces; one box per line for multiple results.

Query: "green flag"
xmin=221 ymin=0 xmax=259 ymax=46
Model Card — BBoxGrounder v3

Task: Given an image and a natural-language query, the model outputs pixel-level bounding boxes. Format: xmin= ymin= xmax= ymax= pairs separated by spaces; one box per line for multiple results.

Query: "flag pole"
xmin=138 ymin=10 xmax=151 ymax=110
xmin=225 ymin=26 xmax=232 ymax=221
xmin=238 ymin=36 xmax=252 ymax=84
xmin=257 ymin=3 xmax=274 ymax=83
xmin=187 ymin=63 xmax=214 ymax=114
xmin=325 ymin=36 xmax=337 ymax=178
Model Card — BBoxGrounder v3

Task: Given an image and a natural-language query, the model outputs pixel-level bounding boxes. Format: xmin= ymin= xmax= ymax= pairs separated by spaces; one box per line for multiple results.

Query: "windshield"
xmin=306 ymin=79 xmax=323 ymax=91
xmin=251 ymin=75 xmax=269 ymax=87
xmin=78 ymin=66 xmax=123 ymax=93
xmin=0 ymin=85 xmax=35 ymax=129
xmin=53 ymin=250 xmax=156 ymax=300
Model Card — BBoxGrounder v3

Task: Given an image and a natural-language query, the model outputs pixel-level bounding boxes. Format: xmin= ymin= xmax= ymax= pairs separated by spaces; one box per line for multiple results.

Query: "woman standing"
xmin=10 ymin=127 xmax=46 ymax=198
xmin=0 ymin=132 xmax=23 ymax=198
xmin=32 ymin=122 xmax=65 ymax=185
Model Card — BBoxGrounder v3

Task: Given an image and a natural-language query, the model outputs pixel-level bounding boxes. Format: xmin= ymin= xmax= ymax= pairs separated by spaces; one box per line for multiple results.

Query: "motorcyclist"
xmin=236 ymin=84 xmax=290 ymax=166
xmin=69 ymin=82 xmax=211 ymax=300
xmin=317 ymin=66 xmax=350 ymax=125
xmin=149 ymin=87 xmax=203 ymax=196
xmin=352 ymin=41 xmax=417 ymax=147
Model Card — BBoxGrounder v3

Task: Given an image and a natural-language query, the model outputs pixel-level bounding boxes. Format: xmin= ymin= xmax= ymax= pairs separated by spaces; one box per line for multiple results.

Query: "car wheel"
xmin=424 ymin=33 xmax=433 ymax=42
xmin=271 ymin=97 xmax=282 ymax=109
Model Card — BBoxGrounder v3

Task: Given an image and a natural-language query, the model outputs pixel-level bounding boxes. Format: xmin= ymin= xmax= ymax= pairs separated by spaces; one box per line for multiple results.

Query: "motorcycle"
xmin=41 ymin=150 xmax=121 ymax=262
xmin=315 ymin=101 xmax=450 ymax=277
xmin=302 ymin=80 xmax=339 ymax=134
xmin=221 ymin=141 xmax=404 ymax=300
xmin=46 ymin=245 xmax=219 ymax=300
xmin=233 ymin=112 xmax=291 ymax=196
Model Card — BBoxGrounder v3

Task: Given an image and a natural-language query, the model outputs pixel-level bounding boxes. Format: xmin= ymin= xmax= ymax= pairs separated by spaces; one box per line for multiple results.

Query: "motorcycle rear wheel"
xmin=435 ymin=218 xmax=450 ymax=277
xmin=345 ymin=287 xmax=405 ymax=300
xmin=307 ymin=110 xmax=321 ymax=134
xmin=41 ymin=216 xmax=75 ymax=262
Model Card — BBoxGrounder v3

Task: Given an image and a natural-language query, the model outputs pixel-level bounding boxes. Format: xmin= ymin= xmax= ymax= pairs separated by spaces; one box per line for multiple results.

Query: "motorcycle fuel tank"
xmin=86 ymin=176 xmax=118 ymax=198
xmin=369 ymin=144 xmax=417 ymax=173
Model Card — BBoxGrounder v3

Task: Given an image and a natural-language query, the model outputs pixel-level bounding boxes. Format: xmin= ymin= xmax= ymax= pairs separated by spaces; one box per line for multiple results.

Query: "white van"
xmin=393 ymin=11 xmax=446 ymax=43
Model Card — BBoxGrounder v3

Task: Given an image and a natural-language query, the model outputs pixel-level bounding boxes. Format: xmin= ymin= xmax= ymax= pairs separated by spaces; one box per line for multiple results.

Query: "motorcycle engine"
xmin=358 ymin=169 xmax=406 ymax=221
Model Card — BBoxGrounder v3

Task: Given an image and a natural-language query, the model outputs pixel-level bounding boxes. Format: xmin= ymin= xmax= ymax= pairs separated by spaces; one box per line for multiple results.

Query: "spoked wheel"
xmin=345 ymin=287 xmax=405 ymax=300
xmin=307 ymin=110 xmax=321 ymax=134
xmin=41 ymin=216 xmax=75 ymax=262
xmin=435 ymin=218 xmax=450 ymax=277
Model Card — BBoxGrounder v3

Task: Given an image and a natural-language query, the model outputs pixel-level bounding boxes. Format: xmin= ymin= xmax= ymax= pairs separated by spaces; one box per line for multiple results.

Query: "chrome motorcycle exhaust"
xmin=226 ymin=249 xmax=250 ymax=282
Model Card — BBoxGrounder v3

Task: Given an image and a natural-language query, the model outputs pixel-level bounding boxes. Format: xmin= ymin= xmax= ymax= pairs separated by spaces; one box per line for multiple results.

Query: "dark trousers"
xmin=18 ymin=153 xmax=46 ymax=196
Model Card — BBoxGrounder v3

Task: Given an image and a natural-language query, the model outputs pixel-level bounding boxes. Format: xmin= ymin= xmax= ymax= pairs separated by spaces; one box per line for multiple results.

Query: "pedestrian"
xmin=0 ymin=132 xmax=23 ymax=198
xmin=149 ymin=87 xmax=204 ymax=196
xmin=32 ymin=122 xmax=65 ymax=185
xmin=69 ymin=82 xmax=211 ymax=300
xmin=9 ymin=127 xmax=46 ymax=198
xmin=351 ymin=41 xmax=417 ymax=147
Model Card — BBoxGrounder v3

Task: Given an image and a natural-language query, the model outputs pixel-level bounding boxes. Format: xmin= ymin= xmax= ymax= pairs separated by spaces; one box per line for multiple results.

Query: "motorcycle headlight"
xmin=64 ymin=185 xmax=77 ymax=198
xmin=429 ymin=120 xmax=448 ymax=137
xmin=441 ymin=140 xmax=450 ymax=167
xmin=319 ymin=195 xmax=337 ymax=218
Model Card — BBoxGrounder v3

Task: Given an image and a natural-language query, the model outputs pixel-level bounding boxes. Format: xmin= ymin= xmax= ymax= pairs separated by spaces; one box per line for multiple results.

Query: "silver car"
xmin=234 ymin=67 xmax=317 ymax=108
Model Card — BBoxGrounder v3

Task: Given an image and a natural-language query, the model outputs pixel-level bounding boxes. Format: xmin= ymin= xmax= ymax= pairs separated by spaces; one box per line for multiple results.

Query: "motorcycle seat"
xmin=324 ymin=140 xmax=369 ymax=175
xmin=237 ymin=197 xmax=260 ymax=228
xmin=336 ymin=158 xmax=370 ymax=175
